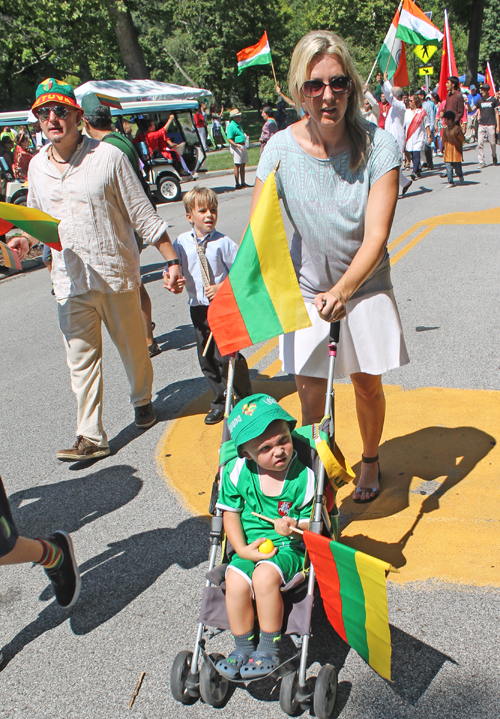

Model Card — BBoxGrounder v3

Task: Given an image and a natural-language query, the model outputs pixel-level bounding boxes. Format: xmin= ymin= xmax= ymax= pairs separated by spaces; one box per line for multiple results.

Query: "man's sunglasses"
xmin=301 ymin=76 xmax=352 ymax=98
xmin=36 ymin=105 xmax=72 ymax=122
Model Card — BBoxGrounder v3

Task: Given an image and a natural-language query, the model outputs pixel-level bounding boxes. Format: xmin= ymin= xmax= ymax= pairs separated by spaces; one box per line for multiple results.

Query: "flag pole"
xmin=270 ymin=58 xmax=278 ymax=87
xmin=366 ymin=57 xmax=379 ymax=84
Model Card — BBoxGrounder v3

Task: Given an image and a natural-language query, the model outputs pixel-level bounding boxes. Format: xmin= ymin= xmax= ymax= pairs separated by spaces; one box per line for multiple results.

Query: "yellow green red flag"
xmin=0 ymin=202 xmax=62 ymax=251
xmin=207 ymin=170 xmax=311 ymax=356
xmin=304 ymin=530 xmax=392 ymax=680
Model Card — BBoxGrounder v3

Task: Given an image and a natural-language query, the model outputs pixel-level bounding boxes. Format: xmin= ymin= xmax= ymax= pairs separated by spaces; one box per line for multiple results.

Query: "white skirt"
xmin=280 ymin=291 xmax=409 ymax=379
xmin=230 ymin=145 xmax=249 ymax=164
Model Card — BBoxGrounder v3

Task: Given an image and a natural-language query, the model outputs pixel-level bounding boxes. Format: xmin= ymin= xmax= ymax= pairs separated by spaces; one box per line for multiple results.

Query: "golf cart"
xmin=0 ymin=110 xmax=32 ymax=206
xmin=75 ymin=80 xmax=212 ymax=203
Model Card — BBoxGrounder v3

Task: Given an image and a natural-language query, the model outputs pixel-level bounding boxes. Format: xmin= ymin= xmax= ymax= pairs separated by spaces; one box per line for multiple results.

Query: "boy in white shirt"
xmin=164 ymin=187 xmax=251 ymax=424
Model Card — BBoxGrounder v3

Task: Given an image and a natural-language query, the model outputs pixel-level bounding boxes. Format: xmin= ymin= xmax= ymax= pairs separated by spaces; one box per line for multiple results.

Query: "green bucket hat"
xmin=228 ymin=393 xmax=296 ymax=456
xmin=31 ymin=78 xmax=83 ymax=114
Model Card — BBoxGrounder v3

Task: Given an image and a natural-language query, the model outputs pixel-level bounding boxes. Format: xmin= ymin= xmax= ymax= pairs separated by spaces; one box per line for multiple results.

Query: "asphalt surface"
xmin=1 ymin=143 xmax=499 ymax=718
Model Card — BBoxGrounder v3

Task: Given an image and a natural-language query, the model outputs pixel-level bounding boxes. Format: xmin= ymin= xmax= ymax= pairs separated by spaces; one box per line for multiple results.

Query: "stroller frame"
xmin=171 ymin=322 xmax=341 ymax=717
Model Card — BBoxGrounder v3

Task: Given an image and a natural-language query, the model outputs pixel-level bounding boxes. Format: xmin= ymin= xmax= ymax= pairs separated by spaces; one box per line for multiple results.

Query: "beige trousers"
xmin=477 ymin=124 xmax=497 ymax=163
xmin=57 ymin=288 xmax=153 ymax=447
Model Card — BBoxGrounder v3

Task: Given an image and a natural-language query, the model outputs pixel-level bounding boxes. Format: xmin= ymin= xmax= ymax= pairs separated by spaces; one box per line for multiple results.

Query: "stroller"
xmin=170 ymin=322 xmax=355 ymax=718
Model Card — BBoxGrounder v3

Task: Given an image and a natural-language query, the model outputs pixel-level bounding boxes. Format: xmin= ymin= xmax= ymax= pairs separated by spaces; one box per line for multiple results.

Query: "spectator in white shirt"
xmin=8 ymin=78 xmax=182 ymax=462
xmin=382 ymin=73 xmax=412 ymax=197
xmin=404 ymin=91 xmax=432 ymax=180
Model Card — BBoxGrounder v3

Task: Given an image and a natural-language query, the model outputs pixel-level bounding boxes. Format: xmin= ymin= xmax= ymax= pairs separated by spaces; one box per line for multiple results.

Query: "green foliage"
xmin=0 ymin=0 xmax=491 ymax=112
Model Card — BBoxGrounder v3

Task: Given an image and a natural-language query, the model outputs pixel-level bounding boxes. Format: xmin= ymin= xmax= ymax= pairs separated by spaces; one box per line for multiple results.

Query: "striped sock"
xmin=35 ymin=538 xmax=63 ymax=570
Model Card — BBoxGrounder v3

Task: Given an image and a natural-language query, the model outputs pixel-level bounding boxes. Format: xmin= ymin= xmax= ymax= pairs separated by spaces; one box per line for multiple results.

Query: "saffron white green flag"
xmin=237 ymin=32 xmax=272 ymax=75
xmin=377 ymin=2 xmax=408 ymax=85
xmin=396 ymin=0 xmax=443 ymax=45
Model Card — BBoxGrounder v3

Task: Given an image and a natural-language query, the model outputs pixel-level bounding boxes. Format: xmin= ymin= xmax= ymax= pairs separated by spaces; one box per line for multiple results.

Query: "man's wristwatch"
xmin=163 ymin=258 xmax=180 ymax=276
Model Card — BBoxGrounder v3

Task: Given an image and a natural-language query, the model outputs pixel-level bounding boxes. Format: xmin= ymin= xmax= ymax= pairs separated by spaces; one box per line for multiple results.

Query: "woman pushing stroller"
xmin=215 ymin=393 xmax=315 ymax=680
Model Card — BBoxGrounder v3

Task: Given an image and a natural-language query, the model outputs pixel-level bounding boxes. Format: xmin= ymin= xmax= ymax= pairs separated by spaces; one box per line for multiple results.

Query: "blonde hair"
xmin=183 ymin=186 xmax=218 ymax=214
xmin=288 ymin=30 xmax=370 ymax=170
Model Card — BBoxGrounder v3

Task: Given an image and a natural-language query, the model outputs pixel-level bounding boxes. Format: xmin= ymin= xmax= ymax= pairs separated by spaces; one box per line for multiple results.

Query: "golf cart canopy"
xmin=108 ymin=99 xmax=200 ymax=117
xmin=74 ymin=79 xmax=211 ymax=105
xmin=0 ymin=110 xmax=30 ymax=125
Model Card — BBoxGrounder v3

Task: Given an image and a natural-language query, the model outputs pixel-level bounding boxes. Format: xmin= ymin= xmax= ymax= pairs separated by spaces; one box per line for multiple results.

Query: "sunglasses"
xmin=301 ymin=76 xmax=352 ymax=98
xmin=36 ymin=105 xmax=72 ymax=122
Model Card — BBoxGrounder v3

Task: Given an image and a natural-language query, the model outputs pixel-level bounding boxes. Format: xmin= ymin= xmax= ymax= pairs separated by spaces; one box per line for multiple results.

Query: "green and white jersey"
xmin=216 ymin=452 xmax=315 ymax=548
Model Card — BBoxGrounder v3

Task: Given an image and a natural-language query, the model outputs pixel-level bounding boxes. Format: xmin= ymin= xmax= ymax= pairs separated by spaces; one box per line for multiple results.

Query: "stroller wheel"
xmin=170 ymin=650 xmax=198 ymax=705
xmin=313 ymin=664 xmax=338 ymax=719
xmin=200 ymin=653 xmax=232 ymax=707
xmin=279 ymin=669 xmax=301 ymax=716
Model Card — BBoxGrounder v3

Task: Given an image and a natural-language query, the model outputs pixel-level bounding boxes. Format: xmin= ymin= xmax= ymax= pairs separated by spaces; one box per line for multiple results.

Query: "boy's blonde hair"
xmin=183 ymin=186 xmax=218 ymax=214
xmin=288 ymin=30 xmax=370 ymax=171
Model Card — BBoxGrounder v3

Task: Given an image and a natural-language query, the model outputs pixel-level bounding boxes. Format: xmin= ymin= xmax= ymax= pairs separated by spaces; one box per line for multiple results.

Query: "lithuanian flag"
xmin=207 ymin=170 xmax=311 ymax=356
xmin=237 ymin=32 xmax=272 ymax=75
xmin=0 ymin=239 xmax=22 ymax=270
xmin=0 ymin=203 xmax=62 ymax=251
xmin=304 ymin=530 xmax=392 ymax=680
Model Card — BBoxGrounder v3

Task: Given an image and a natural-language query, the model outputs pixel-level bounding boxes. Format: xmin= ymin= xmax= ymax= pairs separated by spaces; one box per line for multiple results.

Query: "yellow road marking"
xmin=157 ymin=383 xmax=500 ymax=586
xmin=246 ymin=337 xmax=279 ymax=369
xmin=390 ymin=226 xmax=434 ymax=266
xmin=255 ymin=357 xmax=282 ymax=380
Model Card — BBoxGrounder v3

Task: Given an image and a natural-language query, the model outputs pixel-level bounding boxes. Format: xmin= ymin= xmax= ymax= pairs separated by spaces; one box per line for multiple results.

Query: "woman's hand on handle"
xmin=314 ymin=289 xmax=347 ymax=322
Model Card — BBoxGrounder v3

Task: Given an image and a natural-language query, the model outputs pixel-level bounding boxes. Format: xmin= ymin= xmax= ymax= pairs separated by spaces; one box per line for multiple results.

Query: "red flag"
xmin=438 ymin=9 xmax=458 ymax=102
xmin=393 ymin=41 xmax=409 ymax=87
xmin=485 ymin=62 xmax=496 ymax=96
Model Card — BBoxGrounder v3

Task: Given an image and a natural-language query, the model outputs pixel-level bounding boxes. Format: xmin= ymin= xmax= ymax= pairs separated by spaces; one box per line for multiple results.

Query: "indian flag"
xmin=396 ymin=0 xmax=443 ymax=45
xmin=237 ymin=32 xmax=272 ymax=75
xmin=377 ymin=3 xmax=409 ymax=85
xmin=207 ymin=170 xmax=311 ymax=356
xmin=304 ymin=530 xmax=392 ymax=680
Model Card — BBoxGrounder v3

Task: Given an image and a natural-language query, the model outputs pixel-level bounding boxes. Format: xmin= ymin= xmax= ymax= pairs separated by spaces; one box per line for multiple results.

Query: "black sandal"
xmin=352 ymin=454 xmax=381 ymax=504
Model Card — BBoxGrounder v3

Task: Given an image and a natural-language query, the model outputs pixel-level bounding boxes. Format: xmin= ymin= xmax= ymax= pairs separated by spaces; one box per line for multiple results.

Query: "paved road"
xmin=1 ymin=144 xmax=499 ymax=718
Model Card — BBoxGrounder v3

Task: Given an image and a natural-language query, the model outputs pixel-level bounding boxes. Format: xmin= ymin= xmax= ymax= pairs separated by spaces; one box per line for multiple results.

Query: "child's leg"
xmin=0 ymin=536 xmax=44 ymax=565
xmin=252 ymin=563 xmax=284 ymax=632
xmin=190 ymin=306 xmax=225 ymax=410
xmin=454 ymin=162 xmax=464 ymax=180
xmin=225 ymin=567 xmax=255 ymax=634
xmin=445 ymin=162 xmax=454 ymax=185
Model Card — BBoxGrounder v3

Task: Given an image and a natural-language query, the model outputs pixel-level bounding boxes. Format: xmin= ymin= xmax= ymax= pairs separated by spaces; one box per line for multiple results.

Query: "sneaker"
xmin=56 ymin=436 xmax=110 ymax=462
xmin=445 ymin=183 xmax=454 ymax=188
xmin=134 ymin=402 xmax=156 ymax=428
xmin=478 ymin=162 xmax=485 ymax=169
xmin=410 ymin=173 xmax=417 ymax=181
xmin=205 ymin=408 xmax=224 ymax=425
xmin=493 ymin=157 xmax=498 ymax=166
xmin=459 ymin=177 xmax=465 ymax=185
xmin=43 ymin=531 xmax=81 ymax=608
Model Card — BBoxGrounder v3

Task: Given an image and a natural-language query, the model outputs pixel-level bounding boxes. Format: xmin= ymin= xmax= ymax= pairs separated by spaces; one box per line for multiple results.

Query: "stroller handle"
xmin=330 ymin=321 xmax=340 ymax=343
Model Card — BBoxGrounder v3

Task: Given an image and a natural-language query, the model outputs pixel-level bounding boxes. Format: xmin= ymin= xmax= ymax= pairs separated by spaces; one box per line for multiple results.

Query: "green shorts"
xmin=227 ymin=544 xmax=304 ymax=592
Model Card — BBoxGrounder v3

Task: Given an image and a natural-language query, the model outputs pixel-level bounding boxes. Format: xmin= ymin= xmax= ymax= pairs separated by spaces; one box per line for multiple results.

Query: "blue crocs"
xmin=240 ymin=650 xmax=280 ymax=679
xmin=215 ymin=650 xmax=248 ymax=680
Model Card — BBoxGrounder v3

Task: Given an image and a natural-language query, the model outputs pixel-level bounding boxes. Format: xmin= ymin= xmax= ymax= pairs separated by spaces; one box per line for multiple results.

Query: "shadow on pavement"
xmin=155 ymin=323 xmax=196 ymax=352
xmin=1 ymin=517 xmax=209 ymax=668
xmin=8 ymin=465 xmax=142 ymax=538
xmin=339 ymin=425 xmax=495 ymax=568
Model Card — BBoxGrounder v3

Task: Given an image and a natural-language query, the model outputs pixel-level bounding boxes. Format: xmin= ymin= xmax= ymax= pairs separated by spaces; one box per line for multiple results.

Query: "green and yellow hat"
xmin=228 ymin=393 xmax=296 ymax=456
xmin=31 ymin=78 xmax=83 ymax=114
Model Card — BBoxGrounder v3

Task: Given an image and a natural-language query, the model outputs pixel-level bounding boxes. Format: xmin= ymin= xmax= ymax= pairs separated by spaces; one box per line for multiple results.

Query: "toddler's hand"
xmin=163 ymin=272 xmax=185 ymax=294
xmin=239 ymin=537 xmax=277 ymax=562
xmin=274 ymin=516 xmax=298 ymax=537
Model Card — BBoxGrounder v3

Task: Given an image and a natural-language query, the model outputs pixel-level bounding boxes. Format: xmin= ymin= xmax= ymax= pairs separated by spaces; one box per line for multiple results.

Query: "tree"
xmin=465 ymin=0 xmax=486 ymax=85
xmin=107 ymin=1 xmax=150 ymax=78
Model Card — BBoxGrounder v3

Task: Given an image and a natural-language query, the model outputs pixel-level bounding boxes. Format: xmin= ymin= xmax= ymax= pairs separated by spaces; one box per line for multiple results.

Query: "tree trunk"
xmin=108 ymin=3 xmax=149 ymax=79
xmin=465 ymin=0 xmax=486 ymax=86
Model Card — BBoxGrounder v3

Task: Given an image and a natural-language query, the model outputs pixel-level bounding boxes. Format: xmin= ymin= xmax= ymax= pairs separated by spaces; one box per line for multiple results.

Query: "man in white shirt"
xmin=8 ymin=78 xmax=182 ymax=462
xmin=404 ymin=91 xmax=432 ymax=181
xmin=382 ymin=73 xmax=412 ymax=197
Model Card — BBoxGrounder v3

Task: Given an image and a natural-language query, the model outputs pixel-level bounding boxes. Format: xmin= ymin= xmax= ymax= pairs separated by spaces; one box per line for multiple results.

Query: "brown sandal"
xmin=352 ymin=454 xmax=381 ymax=504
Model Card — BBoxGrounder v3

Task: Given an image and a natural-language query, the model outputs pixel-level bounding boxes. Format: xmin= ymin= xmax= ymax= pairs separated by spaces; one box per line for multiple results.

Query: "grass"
xmin=205 ymin=146 xmax=261 ymax=172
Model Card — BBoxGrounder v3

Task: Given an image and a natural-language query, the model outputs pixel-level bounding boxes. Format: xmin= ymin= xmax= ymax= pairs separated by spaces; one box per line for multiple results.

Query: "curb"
xmin=200 ymin=165 xmax=258 ymax=180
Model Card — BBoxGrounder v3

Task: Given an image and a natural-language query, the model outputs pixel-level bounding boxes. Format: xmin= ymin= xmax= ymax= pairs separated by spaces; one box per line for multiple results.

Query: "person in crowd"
xmin=82 ymin=97 xmax=162 ymax=358
xmin=471 ymin=84 xmax=499 ymax=169
xmin=259 ymin=106 xmax=278 ymax=153
xmin=435 ymin=97 xmax=446 ymax=155
xmin=377 ymin=91 xmax=389 ymax=129
xmin=381 ymin=73 xmax=412 ymax=197
xmin=210 ymin=104 xmax=225 ymax=149
xmin=276 ymin=85 xmax=298 ymax=128
xmin=444 ymin=76 xmax=464 ymax=127
xmin=226 ymin=109 xmax=249 ymax=189
xmin=166 ymin=186 xmax=251 ymax=424
xmin=441 ymin=110 xmax=465 ymax=188
xmin=135 ymin=116 xmax=196 ymax=177
xmin=0 ymin=126 xmax=18 ymax=143
xmin=194 ymin=102 xmax=208 ymax=151
xmin=373 ymin=70 xmax=383 ymax=101
xmin=12 ymin=132 xmax=34 ymax=181
xmin=402 ymin=91 xmax=409 ymax=108
xmin=422 ymin=92 xmax=436 ymax=169
xmin=7 ymin=78 xmax=182 ymax=461
xmin=0 ymin=135 xmax=14 ymax=171
xmin=465 ymin=84 xmax=481 ymax=143
xmin=404 ymin=91 xmax=432 ymax=180
xmin=253 ymin=31 xmax=409 ymax=503
xmin=361 ymin=84 xmax=379 ymax=125
xmin=121 ymin=118 xmax=134 ymax=142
